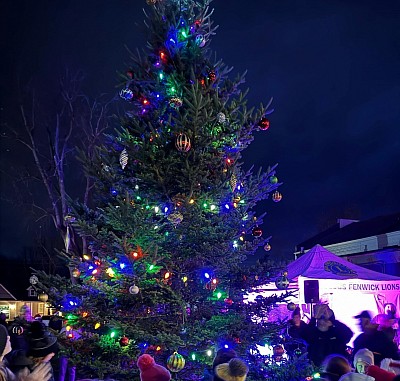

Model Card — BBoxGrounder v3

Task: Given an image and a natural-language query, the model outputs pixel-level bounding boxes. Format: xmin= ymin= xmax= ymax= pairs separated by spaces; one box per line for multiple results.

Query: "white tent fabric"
xmin=287 ymin=244 xmax=400 ymax=281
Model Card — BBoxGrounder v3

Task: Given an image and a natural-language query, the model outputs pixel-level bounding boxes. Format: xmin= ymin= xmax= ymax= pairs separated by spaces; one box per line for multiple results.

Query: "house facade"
xmin=0 ymin=283 xmax=51 ymax=321
xmin=294 ymin=212 xmax=400 ymax=276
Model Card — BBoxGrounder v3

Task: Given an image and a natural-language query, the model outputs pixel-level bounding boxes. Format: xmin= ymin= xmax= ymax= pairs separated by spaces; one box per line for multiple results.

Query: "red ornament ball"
xmin=273 ymin=344 xmax=285 ymax=358
xmin=119 ymin=336 xmax=129 ymax=346
xmin=208 ymin=70 xmax=216 ymax=81
xmin=258 ymin=117 xmax=270 ymax=130
xmin=252 ymin=226 xmax=263 ymax=237
xmin=224 ymin=298 xmax=233 ymax=306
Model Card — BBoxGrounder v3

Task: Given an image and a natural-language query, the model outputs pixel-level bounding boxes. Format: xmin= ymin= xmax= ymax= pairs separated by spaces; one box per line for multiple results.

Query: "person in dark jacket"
xmin=288 ymin=307 xmax=308 ymax=340
xmin=302 ymin=304 xmax=353 ymax=366
xmin=352 ymin=310 xmax=399 ymax=366
xmin=0 ymin=314 xmax=7 ymax=329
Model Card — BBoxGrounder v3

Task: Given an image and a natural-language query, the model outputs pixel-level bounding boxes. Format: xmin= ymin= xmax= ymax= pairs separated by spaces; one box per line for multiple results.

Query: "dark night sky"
xmin=1 ymin=0 xmax=400 ymax=262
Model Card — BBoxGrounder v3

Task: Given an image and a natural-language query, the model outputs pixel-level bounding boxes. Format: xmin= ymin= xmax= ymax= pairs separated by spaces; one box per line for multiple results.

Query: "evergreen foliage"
xmin=35 ymin=1 xmax=314 ymax=380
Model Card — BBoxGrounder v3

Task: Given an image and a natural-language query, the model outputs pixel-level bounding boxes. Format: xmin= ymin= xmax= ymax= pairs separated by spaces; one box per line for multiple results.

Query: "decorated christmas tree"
xmin=34 ymin=0 xmax=314 ymax=380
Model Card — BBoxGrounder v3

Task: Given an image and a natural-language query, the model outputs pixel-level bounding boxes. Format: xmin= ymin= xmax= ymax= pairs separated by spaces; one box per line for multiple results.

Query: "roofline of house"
xmin=0 ymin=283 xmax=17 ymax=300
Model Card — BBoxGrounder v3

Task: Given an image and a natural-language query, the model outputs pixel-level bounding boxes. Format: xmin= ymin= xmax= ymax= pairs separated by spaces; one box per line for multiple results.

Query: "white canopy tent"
xmin=287 ymin=244 xmax=400 ymax=345
xmin=247 ymin=244 xmax=400 ymax=346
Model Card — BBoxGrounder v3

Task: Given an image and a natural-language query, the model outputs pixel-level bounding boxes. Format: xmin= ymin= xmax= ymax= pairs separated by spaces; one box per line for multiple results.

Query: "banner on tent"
xmin=298 ymin=278 xmax=400 ymax=302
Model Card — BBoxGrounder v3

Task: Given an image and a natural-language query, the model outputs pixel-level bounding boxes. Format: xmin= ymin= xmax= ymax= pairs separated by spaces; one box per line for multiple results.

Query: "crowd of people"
xmin=1 ymin=302 xmax=400 ymax=381
xmin=1 ymin=305 xmax=249 ymax=381
xmin=287 ymin=303 xmax=400 ymax=381
xmin=0 ymin=305 xmax=63 ymax=381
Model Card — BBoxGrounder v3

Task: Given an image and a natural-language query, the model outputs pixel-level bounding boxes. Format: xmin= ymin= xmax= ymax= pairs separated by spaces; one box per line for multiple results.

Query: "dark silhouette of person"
xmin=352 ymin=310 xmax=399 ymax=366
xmin=320 ymin=354 xmax=352 ymax=381
xmin=288 ymin=307 xmax=308 ymax=340
xmin=302 ymin=304 xmax=353 ymax=366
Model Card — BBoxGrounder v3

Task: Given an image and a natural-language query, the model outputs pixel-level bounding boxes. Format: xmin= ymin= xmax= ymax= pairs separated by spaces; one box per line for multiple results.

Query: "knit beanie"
xmin=137 ymin=354 xmax=171 ymax=381
xmin=0 ymin=324 xmax=8 ymax=355
xmin=354 ymin=349 xmax=374 ymax=368
xmin=213 ymin=348 xmax=238 ymax=369
xmin=339 ymin=372 xmax=375 ymax=381
xmin=215 ymin=358 xmax=249 ymax=381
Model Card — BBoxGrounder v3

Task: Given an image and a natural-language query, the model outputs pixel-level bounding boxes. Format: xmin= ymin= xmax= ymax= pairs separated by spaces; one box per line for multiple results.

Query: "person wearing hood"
xmin=302 ymin=304 xmax=353 ymax=366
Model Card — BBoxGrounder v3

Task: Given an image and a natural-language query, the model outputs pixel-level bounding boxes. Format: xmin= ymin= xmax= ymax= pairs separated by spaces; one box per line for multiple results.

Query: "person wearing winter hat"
xmin=215 ymin=358 xmax=249 ymax=381
xmin=137 ymin=354 xmax=171 ymax=381
xmin=354 ymin=349 xmax=375 ymax=374
xmin=1 ymin=324 xmax=53 ymax=381
xmin=201 ymin=347 xmax=238 ymax=381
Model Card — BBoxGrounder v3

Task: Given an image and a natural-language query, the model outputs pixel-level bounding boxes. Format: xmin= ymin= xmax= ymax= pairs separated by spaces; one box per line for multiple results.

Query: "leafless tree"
xmin=3 ymin=70 xmax=115 ymax=276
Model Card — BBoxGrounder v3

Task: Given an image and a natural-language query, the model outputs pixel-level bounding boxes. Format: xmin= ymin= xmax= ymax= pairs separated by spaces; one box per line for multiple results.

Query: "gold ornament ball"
xmin=38 ymin=292 xmax=49 ymax=303
xmin=167 ymin=352 xmax=186 ymax=372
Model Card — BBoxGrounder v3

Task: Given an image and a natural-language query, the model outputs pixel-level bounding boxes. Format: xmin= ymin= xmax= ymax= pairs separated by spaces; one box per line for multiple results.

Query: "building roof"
xmin=287 ymin=244 xmax=400 ymax=281
xmin=0 ymin=283 xmax=17 ymax=300
xmin=296 ymin=212 xmax=400 ymax=252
